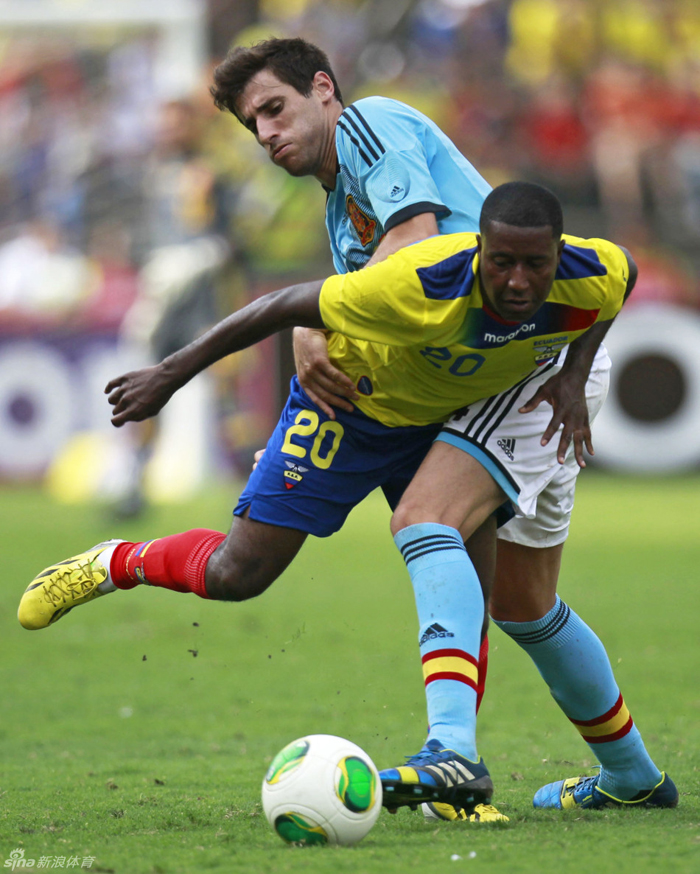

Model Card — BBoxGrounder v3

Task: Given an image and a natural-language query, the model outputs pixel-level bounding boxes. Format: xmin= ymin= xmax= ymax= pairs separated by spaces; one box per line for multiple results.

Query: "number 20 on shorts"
xmin=281 ymin=411 xmax=345 ymax=470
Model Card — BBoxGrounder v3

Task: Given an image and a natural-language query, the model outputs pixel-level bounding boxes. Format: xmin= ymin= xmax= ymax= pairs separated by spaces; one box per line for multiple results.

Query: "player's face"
xmin=477 ymin=222 xmax=564 ymax=322
xmin=237 ymin=69 xmax=335 ymax=181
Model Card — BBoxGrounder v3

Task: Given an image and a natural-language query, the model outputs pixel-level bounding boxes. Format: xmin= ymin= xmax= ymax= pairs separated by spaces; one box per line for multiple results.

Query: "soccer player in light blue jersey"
xmin=326 ymin=96 xmax=491 ymax=273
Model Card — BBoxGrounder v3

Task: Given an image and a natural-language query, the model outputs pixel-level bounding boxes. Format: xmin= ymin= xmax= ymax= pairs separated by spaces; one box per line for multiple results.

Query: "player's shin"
xmin=394 ymin=522 xmax=483 ymax=760
xmin=492 ymin=597 xmax=662 ymax=798
xmin=110 ymin=529 xmax=226 ymax=598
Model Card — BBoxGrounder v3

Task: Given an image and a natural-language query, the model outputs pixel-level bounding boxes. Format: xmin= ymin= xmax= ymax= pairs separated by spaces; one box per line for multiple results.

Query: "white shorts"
xmin=436 ymin=345 xmax=611 ymax=548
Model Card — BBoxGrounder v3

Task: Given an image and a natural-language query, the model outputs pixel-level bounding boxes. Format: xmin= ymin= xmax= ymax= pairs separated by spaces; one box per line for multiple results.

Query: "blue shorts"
xmin=234 ymin=377 xmax=441 ymax=537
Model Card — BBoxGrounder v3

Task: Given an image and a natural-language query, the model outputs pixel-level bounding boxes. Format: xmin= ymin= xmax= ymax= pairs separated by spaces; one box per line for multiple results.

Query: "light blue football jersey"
xmin=326 ymin=96 xmax=492 ymax=273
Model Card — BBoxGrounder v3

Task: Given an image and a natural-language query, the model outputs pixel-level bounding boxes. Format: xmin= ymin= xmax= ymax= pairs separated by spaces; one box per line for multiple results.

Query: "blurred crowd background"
xmin=1 ymin=0 xmax=699 ymax=505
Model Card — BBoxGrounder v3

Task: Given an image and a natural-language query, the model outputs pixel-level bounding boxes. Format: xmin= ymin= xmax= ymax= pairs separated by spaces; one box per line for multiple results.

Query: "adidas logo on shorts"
xmin=497 ymin=438 xmax=516 ymax=461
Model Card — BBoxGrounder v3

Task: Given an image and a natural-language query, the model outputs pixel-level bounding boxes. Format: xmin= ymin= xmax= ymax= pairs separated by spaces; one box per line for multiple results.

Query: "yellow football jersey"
xmin=319 ymin=232 xmax=627 ymax=427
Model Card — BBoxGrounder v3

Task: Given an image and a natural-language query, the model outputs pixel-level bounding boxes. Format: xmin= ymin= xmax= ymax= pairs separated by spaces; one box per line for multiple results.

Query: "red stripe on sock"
xmin=111 ymin=529 xmax=225 ymax=599
xmin=421 ymin=648 xmax=478 ymax=667
xmin=582 ymin=715 xmax=634 ymax=745
xmin=570 ymin=692 xmax=623 ymax=727
xmin=425 ymin=671 xmax=479 ymax=691
xmin=476 ymin=635 xmax=489 ymax=714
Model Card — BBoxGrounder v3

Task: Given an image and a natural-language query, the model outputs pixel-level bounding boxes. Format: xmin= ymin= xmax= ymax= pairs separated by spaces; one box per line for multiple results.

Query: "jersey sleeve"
xmin=595 ymin=240 xmax=630 ymax=321
xmin=319 ymin=240 xmax=466 ymax=347
xmin=337 ymin=98 xmax=448 ymax=232
xmin=555 ymin=236 xmax=630 ymax=323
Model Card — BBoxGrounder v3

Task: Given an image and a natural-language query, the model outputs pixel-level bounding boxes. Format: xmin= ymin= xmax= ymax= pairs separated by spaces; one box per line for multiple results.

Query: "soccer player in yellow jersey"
xmin=19 ymin=182 xmax=676 ymax=815
xmin=212 ymin=39 xmax=671 ymax=816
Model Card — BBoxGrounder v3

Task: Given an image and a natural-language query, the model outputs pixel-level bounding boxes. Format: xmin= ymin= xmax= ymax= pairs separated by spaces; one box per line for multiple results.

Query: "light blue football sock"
xmin=394 ymin=523 xmax=484 ymax=762
xmin=493 ymin=597 xmax=662 ymax=798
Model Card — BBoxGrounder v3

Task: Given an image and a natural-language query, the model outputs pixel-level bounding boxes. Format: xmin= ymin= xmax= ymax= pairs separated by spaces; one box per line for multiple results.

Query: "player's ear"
xmin=555 ymin=237 xmax=565 ymax=266
xmin=476 ymin=234 xmax=482 ymax=255
xmin=313 ymin=71 xmax=335 ymax=103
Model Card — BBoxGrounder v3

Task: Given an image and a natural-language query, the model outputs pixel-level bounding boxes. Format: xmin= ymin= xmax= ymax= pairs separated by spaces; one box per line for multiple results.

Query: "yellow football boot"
xmin=18 ymin=540 xmax=121 ymax=630
xmin=423 ymin=801 xmax=510 ymax=822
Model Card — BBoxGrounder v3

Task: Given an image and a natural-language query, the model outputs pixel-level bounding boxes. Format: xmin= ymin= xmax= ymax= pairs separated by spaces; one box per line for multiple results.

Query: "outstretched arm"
xmin=518 ymin=247 xmax=638 ymax=467
xmin=106 ymin=280 xmax=325 ymax=427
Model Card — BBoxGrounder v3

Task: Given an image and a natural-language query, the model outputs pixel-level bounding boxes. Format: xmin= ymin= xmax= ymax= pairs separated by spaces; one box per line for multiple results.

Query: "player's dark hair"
xmin=210 ymin=37 xmax=343 ymax=121
xmin=480 ymin=182 xmax=563 ymax=238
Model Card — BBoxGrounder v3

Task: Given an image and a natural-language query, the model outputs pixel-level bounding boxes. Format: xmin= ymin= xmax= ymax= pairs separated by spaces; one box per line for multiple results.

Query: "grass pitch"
xmin=0 ymin=473 xmax=698 ymax=873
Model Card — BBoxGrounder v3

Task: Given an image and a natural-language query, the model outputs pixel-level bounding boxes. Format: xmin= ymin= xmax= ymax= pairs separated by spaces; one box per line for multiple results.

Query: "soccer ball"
xmin=261 ymin=734 xmax=382 ymax=846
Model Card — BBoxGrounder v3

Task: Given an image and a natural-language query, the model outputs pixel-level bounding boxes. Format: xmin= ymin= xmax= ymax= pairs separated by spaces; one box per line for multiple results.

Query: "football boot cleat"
xmin=423 ymin=801 xmax=509 ymax=822
xmin=379 ymin=739 xmax=493 ymax=814
xmin=18 ymin=540 xmax=122 ymax=630
xmin=533 ymin=771 xmax=678 ymax=810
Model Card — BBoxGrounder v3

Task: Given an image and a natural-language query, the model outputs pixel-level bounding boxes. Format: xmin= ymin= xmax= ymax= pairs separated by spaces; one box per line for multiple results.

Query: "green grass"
xmin=1 ymin=473 xmax=699 ymax=873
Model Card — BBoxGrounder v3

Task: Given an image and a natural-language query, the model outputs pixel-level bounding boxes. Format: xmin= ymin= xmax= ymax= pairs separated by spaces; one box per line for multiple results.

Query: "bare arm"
xmin=106 ymin=280 xmax=324 ymax=427
xmin=365 ymin=212 xmax=440 ymax=267
xmin=519 ymin=247 xmax=638 ymax=466
xmin=295 ymin=212 xmax=440 ymax=417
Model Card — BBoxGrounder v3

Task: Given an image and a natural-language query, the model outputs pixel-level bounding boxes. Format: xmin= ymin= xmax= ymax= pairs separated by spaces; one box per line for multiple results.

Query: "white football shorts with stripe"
xmin=438 ymin=345 xmax=611 ymax=548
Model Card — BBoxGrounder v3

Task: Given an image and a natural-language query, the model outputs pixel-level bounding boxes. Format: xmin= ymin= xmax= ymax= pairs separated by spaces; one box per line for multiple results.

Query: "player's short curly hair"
xmin=480 ymin=182 xmax=563 ymax=238
xmin=210 ymin=37 xmax=343 ymax=121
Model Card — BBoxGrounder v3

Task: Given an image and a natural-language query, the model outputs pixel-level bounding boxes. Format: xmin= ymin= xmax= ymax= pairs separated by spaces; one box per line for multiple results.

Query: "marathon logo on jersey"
xmin=346 ymin=195 xmax=377 ymax=246
xmin=419 ymin=622 xmax=455 ymax=646
xmin=497 ymin=438 xmax=516 ymax=461
xmin=283 ymin=460 xmax=308 ymax=490
xmin=484 ymin=322 xmax=537 ymax=345
xmin=533 ymin=336 xmax=568 ymax=365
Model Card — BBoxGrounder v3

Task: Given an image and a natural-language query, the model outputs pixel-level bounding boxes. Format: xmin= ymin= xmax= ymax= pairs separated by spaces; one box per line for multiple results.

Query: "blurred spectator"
xmin=114 ymin=97 xmax=234 ymax=516
xmin=515 ymin=75 xmax=593 ymax=201
xmin=121 ymin=98 xmax=230 ymax=352
xmin=674 ymin=132 xmax=700 ymax=240
xmin=0 ymin=219 xmax=93 ymax=328
xmin=78 ymin=220 xmax=140 ymax=333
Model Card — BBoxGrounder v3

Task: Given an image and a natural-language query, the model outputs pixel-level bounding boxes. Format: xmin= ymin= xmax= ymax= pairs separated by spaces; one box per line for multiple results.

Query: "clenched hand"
xmin=105 ymin=364 xmax=182 ymax=427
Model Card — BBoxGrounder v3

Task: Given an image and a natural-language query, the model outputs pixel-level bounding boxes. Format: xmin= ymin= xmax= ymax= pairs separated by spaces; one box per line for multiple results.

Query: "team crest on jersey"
xmin=357 ymin=376 xmax=373 ymax=396
xmin=284 ymin=460 xmax=308 ymax=490
xmin=533 ymin=337 xmax=568 ymax=365
xmin=346 ymin=195 xmax=376 ymax=246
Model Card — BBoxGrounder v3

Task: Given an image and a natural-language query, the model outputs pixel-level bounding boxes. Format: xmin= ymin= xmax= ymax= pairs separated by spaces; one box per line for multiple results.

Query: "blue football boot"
xmin=533 ymin=771 xmax=679 ymax=810
xmin=379 ymin=739 xmax=493 ymax=814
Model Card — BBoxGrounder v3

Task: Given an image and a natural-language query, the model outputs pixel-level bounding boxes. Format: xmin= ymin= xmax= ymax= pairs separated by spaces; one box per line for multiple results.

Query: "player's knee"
xmin=391 ymin=488 xmax=473 ymax=537
xmin=390 ymin=498 xmax=435 ymax=536
xmin=204 ymin=554 xmax=276 ymax=602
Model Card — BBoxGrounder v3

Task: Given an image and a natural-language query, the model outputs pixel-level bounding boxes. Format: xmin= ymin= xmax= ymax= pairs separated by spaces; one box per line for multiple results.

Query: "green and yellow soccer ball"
xmin=262 ymin=734 xmax=382 ymax=846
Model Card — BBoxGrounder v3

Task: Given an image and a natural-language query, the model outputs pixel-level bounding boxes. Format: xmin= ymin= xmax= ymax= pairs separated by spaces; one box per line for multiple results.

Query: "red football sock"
xmin=475 ymin=634 xmax=489 ymax=713
xmin=110 ymin=529 xmax=226 ymax=599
